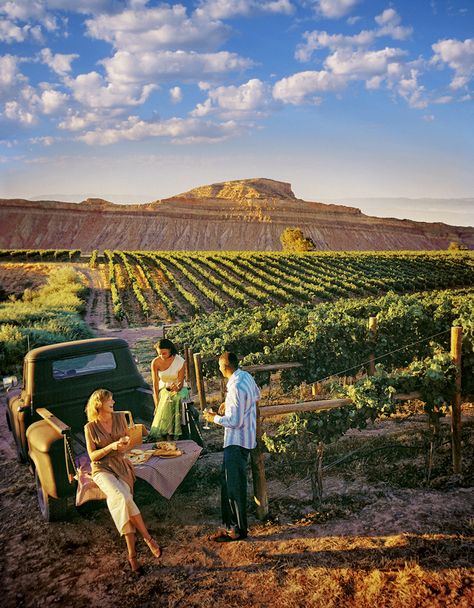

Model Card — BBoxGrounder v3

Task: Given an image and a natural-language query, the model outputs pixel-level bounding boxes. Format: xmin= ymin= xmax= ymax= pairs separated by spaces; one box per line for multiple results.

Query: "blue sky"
xmin=0 ymin=0 xmax=473 ymax=226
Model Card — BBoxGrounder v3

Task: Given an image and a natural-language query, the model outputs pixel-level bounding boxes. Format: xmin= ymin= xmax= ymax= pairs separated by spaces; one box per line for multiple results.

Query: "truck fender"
xmin=26 ymin=420 xmax=75 ymax=500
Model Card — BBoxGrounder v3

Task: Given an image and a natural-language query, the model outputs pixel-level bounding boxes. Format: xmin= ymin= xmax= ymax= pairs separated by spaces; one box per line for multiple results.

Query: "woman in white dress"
xmin=148 ymin=338 xmax=189 ymax=441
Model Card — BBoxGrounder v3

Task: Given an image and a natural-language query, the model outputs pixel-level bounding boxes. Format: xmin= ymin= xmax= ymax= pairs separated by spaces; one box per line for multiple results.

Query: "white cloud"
xmin=86 ymin=4 xmax=230 ymax=53
xmin=65 ymin=70 xmax=156 ymax=108
xmin=393 ymin=68 xmax=427 ymax=109
xmin=433 ymin=95 xmax=453 ymax=104
xmin=296 ymin=30 xmax=375 ymax=62
xmin=315 ymin=0 xmax=359 ymax=19
xmin=0 ymin=1 xmax=124 ymax=21
xmin=102 ymin=50 xmax=253 ymax=85
xmin=191 ymin=78 xmax=272 ymax=118
xmin=169 ymin=86 xmax=183 ymax=103
xmin=77 ymin=115 xmax=241 ymax=145
xmin=374 ymin=8 xmax=412 ymax=41
xmin=273 ymin=70 xmax=346 ymax=104
xmin=29 ymin=135 xmax=60 ymax=145
xmin=58 ymin=108 xmax=123 ymax=131
xmin=3 ymin=100 xmax=36 ymax=125
xmin=431 ymin=38 xmax=474 ymax=89
xmin=0 ymin=19 xmax=29 ymax=43
xmin=40 ymin=48 xmax=79 ymax=75
xmin=0 ymin=55 xmax=26 ymax=92
xmin=296 ymin=10 xmax=412 ymax=63
xmin=39 ymin=88 xmax=68 ymax=113
xmin=325 ymin=47 xmax=406 ymax=78
xmin=197 ymin=0 xmax=294 ymax=19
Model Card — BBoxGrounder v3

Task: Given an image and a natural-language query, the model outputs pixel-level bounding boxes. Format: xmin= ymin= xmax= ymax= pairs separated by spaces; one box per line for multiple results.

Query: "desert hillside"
xmin=1 ymin=178 xmax=473 ymax=251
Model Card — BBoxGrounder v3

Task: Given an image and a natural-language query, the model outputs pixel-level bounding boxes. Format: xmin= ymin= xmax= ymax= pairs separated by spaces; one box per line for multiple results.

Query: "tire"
xmin=34 ymin=469 xmax=69 ymax=522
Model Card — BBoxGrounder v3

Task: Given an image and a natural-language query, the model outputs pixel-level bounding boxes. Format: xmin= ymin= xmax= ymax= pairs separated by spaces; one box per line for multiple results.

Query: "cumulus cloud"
xmin=392 ymin=68 xmax=427 ymax=109
xmin=191 ymin=78 xmax=273 ymax=118
xmin=296 ymin=30 xmax=375 ymax=61
xmin=0 ymin=1 xmax=123 ymax=21
xmin=314 ymin=0 xmax=359 ymax=19
xmin=0 ymin=19 xmax=31 ymax=43
xmin=431 ymin=38 xmax=474 ymax=89
xmin=296 ymin=9 xmax=411 ymax=63
xmin=375 ymin=8 xmax=413 ymax=41
xmin=196 ymin=0 xmax=294 ymax=19
xmin=273 ymin=70 xmax=346 ymax=104
xmin=77 ymin=115 xmax=241 ymax=145
xmin=85 ymin=3 xmax=230 ymax=53
xmin=40 ymin=48 xmax=79 ymax=76
xmin=324 ymin=47 xmax=406 ymax=78
xmin=102 ymin=50 xmax=253 ymax=85
xmin=38 ymin=88 xmax=68 ymax=113
xmin=3 ymin=100 xmax=37 ymax=125
xmin=169 ymin=86 xmax=183 ymax=103
xmin=65 ymin=70 xmax=156 ymax=108
xmin=0 ymin=55 xmax=26 ymax=93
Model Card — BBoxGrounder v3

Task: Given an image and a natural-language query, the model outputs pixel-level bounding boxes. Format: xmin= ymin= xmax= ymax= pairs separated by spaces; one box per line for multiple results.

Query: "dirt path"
xmin=76 ymin=265 xmax=165 ymax=346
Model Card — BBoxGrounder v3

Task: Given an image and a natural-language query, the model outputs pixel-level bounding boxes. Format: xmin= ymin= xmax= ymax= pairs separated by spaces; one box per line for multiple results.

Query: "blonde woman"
xmin=84 ymin=388 xmax=161 ymax=573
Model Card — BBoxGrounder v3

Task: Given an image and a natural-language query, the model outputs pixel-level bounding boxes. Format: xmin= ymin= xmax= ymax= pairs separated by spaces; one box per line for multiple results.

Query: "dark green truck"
xmin=5 ymin=337 xmax=155 ymax=521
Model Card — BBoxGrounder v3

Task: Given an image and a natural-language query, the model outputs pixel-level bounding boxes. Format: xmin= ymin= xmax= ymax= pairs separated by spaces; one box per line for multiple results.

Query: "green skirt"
xmin=148 ymin=387 xmax=189 ymax=440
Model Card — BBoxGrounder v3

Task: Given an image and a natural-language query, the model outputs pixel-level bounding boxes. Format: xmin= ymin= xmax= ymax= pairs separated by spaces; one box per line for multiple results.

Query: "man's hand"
xmin=203 ymin=408 xmax=216 ymax=423
xmin=218 ymin=402 xmax=226 ymax=416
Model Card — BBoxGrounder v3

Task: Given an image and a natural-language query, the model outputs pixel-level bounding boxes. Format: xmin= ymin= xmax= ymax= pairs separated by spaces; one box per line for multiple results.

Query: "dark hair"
xmin=219 ymin=351 xmax=239 ymax=370
xmin=154 ymin=338 xmax=177 ymax=355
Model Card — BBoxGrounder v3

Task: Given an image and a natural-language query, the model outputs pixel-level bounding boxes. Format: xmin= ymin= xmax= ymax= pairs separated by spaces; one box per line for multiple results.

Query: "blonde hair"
xmin=85 ymin=388 xmax=112 ymax=422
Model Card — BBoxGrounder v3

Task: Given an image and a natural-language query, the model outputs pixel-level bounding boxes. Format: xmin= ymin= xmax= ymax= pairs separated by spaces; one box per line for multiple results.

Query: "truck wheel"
xmin=34 ymin=469 xmax=69 ymax=522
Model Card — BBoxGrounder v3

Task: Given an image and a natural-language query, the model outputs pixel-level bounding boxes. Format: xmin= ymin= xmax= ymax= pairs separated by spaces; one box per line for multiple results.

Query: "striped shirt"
xmin=214 ymin=368 xmax=260 ymax=449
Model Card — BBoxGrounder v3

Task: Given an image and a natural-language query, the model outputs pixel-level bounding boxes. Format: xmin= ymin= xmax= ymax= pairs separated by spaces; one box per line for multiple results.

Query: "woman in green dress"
xmin=149 ymin=338 xmax=189 ymax=441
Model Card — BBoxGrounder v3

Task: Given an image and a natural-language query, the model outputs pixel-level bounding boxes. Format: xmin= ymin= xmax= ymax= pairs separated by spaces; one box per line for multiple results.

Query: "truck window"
xmin=52 ymin=352 xmax=117 ymax=380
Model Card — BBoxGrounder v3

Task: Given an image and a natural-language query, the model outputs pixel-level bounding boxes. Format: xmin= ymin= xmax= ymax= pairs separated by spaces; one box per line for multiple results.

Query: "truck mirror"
xmin=2 ymin=375 xmax=18 ymax=391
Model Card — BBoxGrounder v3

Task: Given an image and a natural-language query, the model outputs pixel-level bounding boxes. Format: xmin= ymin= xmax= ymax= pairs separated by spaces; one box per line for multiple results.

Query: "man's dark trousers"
xmin=221 ymin=445 xmax=250 ymax=536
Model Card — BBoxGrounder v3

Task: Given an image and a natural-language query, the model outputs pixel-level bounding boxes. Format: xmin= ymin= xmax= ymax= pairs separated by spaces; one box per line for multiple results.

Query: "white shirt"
xmin=213 ymin=368 xmax=260 ymax=449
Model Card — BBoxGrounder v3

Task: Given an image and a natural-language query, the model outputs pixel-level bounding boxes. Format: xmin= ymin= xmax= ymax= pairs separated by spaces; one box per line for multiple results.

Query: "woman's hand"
xmin=111 ymin=436 xmax=130 ymax=452
xmin=169 ymin=382 xmax=180 ymax=392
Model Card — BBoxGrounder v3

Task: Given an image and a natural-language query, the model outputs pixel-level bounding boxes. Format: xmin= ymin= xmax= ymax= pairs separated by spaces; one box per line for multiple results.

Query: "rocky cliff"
xmin=1 ymin=178 xmax=473 ymax=251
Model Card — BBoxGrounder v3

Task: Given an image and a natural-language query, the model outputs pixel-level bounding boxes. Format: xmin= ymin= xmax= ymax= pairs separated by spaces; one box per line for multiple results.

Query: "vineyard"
xmin=1 ymin=249 xmax=474 ymax=607
xmin=101 ymin=250 xmax=474 ymax=323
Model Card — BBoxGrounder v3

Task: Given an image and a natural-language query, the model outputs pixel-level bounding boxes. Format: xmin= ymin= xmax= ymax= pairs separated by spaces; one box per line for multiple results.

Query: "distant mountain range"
xmin=1 ymin=178 xmax=473 ymax=251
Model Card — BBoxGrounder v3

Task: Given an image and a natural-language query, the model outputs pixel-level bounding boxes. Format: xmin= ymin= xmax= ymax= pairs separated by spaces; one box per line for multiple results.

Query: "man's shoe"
xmin=208 ymin=529 xmax=247 ymax=542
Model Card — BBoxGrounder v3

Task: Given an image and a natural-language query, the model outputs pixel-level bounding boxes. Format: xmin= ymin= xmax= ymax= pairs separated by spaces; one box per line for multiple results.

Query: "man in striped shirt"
xmin=204 ymin=352 xmax=260 ymax=542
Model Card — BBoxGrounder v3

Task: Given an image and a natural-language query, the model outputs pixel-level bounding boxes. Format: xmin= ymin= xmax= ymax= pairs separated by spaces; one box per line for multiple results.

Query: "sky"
xmin=0 ymin=0 xmax=473 ymax=226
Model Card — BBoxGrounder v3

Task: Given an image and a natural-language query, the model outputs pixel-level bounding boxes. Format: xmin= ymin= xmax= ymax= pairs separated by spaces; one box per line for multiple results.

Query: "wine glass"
xmin=202 ymin=408 xmax=210 ymax=430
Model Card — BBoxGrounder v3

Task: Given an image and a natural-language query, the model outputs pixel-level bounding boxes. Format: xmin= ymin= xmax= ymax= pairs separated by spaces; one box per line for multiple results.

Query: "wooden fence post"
xmin=250 ymin=407 xmax=269 ymax=520
xmin=193 ymin=352 xmax=207 ymax=411
xmin=184 ymin=345 xmax=197 ymax=396
xmin=368 ymin=316 xmax=378 ymax=376
xmin=220 ymin=377 xmax=226 ymax=402
xmin=450 ymin=326 xmax=462 ymax=475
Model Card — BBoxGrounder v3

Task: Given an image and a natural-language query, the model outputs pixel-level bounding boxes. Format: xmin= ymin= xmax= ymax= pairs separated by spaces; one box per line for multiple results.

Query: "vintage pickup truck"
xmin=5 ymin=337 xmax=200 ymax=522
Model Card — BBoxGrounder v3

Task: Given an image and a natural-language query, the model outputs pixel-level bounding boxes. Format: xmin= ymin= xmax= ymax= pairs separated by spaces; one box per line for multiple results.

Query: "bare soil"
xmin=0 ymin=263 xmax=54 ymax=299
xmin=1 ymin=386 xmax=473 ymax=608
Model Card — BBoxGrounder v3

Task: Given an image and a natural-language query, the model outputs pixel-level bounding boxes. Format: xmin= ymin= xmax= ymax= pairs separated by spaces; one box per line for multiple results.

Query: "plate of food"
xmin=128 ymin=452 xmax=147 ymax=465
xmin=155 ymin=441 xmax=177 ymax=451
xmin=154 ymin=449 xmax=183 ymax=458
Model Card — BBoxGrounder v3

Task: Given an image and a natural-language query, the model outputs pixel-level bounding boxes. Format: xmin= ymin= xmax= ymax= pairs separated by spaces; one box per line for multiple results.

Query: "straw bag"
xmin=119 ymin=410 xmax=147 ymax=448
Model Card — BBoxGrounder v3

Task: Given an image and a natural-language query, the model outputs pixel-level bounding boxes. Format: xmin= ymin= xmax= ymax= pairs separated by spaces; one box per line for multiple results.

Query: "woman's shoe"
xmin=144 ymin=536 xmax=162 ymax=559
xmin=128 ymin=555 xmax=144 ymax=575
